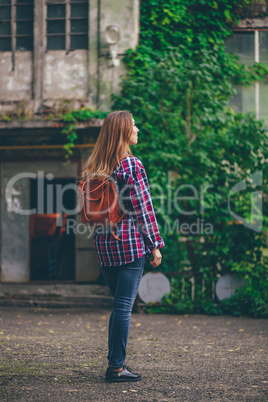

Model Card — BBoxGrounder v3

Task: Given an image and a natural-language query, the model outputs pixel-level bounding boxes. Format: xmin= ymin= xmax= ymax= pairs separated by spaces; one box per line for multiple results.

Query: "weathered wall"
xmin=96 ymin=0 xmax=140 ymax=110
xmin=44 ymin=51 xmax=88 ymax=101
xmin=100 ymin=0 xmax=139 ymax=53
xmin=1 ymin=166 xmax=30 ymax=282
xmin=0 ymin=52 xmax=33 ymax=103
xmin=0 ymin=0 xmax=140 ymax=114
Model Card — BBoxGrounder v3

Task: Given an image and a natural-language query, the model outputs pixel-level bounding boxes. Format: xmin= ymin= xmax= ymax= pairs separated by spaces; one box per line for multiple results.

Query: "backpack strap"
xmin=111 ymin=211 xmax=127 ymax=241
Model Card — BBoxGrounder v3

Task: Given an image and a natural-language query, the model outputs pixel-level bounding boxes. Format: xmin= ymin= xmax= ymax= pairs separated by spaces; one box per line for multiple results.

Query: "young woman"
xmin=81 ymin=110 xmax=164 ymax=383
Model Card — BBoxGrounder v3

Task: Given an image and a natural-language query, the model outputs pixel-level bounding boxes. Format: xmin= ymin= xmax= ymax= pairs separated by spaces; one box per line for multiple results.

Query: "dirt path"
xmin=0 ymin=307 xmax=267 ymax=401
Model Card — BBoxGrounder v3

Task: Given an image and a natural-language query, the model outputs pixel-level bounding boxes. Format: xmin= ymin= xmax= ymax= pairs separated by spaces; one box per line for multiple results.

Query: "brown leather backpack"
xmin=78 ymin=156 xmax=127 ymax=240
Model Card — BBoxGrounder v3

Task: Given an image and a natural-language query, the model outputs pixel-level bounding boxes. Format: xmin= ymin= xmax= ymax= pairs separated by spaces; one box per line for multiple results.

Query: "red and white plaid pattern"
xmin=94 ymin=156 xmax=165 ymax=266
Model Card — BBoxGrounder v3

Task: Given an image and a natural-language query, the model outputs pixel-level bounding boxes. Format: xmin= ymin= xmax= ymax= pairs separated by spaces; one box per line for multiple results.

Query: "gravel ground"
xmin=0 ymin=307 xmax=267 ymax=401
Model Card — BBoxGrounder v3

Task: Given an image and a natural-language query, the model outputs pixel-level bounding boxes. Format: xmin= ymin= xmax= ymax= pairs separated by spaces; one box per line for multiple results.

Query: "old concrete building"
xmin=0 ymin=0 xmax=140 ymax=283
xmin=0 ymin=2 xmax=267 ymax=285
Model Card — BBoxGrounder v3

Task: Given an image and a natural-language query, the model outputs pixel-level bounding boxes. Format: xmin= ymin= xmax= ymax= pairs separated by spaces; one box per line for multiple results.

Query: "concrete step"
xmin=0 ymin=283 xmax=113 ymax=308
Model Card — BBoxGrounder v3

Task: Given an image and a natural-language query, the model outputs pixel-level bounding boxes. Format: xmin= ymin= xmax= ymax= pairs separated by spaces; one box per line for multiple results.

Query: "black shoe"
xmin=105 ymin=365 xmax=141 ymax=383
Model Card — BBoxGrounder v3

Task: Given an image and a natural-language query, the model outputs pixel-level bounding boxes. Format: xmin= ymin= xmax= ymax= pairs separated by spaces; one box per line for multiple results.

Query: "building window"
xmin=226 ymin=30 xmax=268 ymax=127
xmin=0 ymin=0 xmax=33 ymax=51
xmin=46 ymin=0 xmax=88 ymax=50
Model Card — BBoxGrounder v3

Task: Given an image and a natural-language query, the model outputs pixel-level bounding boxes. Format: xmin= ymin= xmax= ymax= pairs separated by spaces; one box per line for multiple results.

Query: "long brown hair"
xmin=81 ymin=110 xmax=133 ymax=180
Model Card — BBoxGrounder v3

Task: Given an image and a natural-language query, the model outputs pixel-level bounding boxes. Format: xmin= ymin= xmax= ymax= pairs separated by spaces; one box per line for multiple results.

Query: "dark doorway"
xmin=30 ymin=177 xmax=76 ymax=281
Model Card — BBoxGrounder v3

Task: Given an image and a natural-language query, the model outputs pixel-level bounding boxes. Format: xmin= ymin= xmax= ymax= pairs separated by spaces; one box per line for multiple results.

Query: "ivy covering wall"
xmin=60 ymin=1 xmax=268 ymax=316
xmin=112 ymin=0 xmax=268 ymax=317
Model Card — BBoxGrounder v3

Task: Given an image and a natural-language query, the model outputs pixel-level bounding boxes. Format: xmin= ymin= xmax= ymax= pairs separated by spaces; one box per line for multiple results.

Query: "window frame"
xmin=0 ymin=0 xmax=34 ymax=53
xmin=231 ymin=27 xmax=268 ymax=121
xmin=45 ymin=0 xmax=89 ymax=51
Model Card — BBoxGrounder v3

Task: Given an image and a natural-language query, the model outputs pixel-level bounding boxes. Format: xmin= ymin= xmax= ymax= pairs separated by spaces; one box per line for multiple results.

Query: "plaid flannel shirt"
xmin=94 ymin=155 xmax=165 ymax=267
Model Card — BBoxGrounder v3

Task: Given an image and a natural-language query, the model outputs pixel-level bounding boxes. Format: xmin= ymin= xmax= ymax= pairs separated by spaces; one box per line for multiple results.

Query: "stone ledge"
xmin=235 ymin=17 xmax=268 ymax=29
xmin=0 ymin=119 xmax=103 ymax=130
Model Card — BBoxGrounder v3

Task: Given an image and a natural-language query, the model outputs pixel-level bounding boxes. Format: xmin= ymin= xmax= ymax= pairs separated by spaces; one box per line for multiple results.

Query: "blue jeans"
xmin=100 ymin=255 xmax=146 ymax=369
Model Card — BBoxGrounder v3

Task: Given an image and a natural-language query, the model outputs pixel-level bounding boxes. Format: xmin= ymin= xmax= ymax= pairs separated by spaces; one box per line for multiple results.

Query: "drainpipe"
xmin=11 ymin=0 xmax=16 ymax=71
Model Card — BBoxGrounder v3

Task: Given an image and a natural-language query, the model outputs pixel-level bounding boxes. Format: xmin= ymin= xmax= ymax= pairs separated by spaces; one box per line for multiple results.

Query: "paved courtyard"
xmin=0 ymin=307 xmax=267 ymax=401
